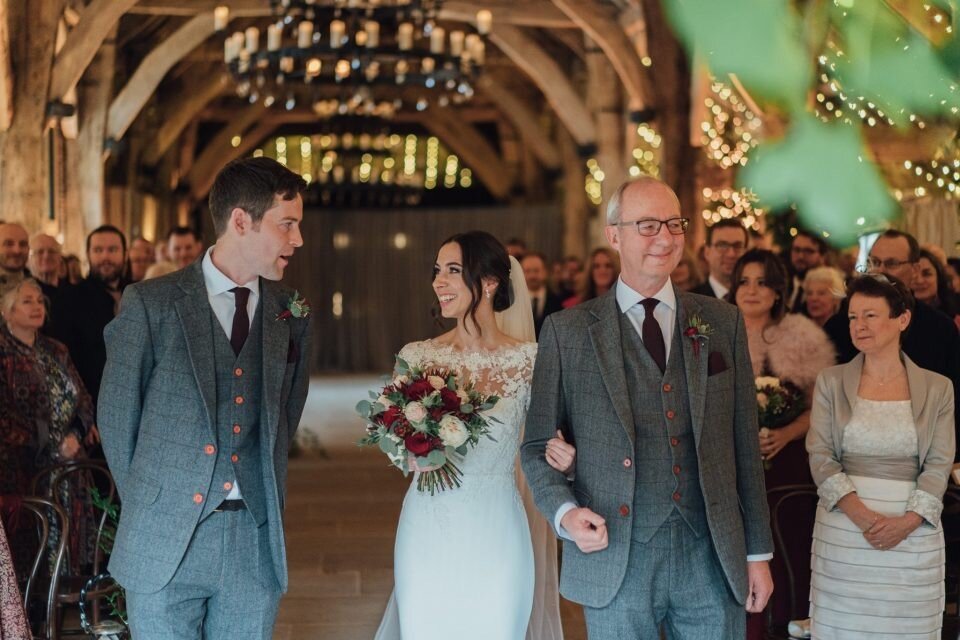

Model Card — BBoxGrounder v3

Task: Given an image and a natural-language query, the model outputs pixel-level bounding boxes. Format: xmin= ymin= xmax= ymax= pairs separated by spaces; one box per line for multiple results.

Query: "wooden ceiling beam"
xmin=477 ymin=73 xmax=560 ymax=170
xmin=48 ymin=0 xmax=138 ymax=102
xmin=141 ymin=70 xmax=228 ymax=166
xmin=0 ymin=0 xmax=12 ymax=131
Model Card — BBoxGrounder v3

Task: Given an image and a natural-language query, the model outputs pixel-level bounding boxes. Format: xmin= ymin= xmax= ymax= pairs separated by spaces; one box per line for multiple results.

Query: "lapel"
xmin=676 ymin=290 xmax=709 ymax=445
xmin=587 ymin=291 xmax=635 ymax=447
xmin=174 ymin=263 xmax=218 ymax=436
xmin=260 ymin=279 xmax=290 ymax=444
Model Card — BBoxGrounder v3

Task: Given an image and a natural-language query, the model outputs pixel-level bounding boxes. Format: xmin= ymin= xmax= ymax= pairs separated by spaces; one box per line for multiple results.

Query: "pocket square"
xmin=707 ymin=351 xmax=728 ymax=376
xmin=287 ymin=339 xmax=299 ymax=364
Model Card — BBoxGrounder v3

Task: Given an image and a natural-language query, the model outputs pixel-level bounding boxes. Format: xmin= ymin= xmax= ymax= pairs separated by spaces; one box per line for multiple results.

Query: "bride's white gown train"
xmin=376 ymin=340 xmax=540 ymax=640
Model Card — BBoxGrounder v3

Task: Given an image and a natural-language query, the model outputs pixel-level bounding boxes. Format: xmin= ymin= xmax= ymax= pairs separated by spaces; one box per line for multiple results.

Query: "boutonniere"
xmin=276 ymin=290 xmax=311 ymax=321
xmin=683 ymin=313 xmax=712 ymax=357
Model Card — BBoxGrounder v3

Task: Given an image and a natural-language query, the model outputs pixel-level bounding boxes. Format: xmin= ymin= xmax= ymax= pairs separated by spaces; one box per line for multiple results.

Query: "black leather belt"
xmin=213 ymin=499 xmax=246 ymax=512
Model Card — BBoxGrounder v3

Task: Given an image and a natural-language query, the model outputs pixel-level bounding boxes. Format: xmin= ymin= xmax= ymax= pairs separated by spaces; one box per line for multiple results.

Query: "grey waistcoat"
xmin=621 ymin=311 xmax=708 ymax=542
xmin=199 ymin=305 xmax=267 ymax=525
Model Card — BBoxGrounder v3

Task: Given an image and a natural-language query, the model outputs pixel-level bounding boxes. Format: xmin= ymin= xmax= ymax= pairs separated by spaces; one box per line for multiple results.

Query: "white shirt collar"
xmin=615 ymin=276 xmax=676 ymax=314
xmin=201 ymin=246 xmax=260 ymax=297
xmin=708 ymin=274 xmax=730 ymax=300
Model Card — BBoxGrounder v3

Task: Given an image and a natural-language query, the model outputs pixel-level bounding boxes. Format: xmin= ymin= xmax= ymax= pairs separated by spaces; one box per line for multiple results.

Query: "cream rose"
xmin=392 ymin=374 xmax=410 ymax=387
xmin=403 ymin=401 xmax=428 ymax=424
xmin=438 ymin=415 xmax=469 ymax=448
xmin=757 ymin=392 xmax=769 ymax=409
xmin=428 ymin=375 xmax=447 ymax=391
xmin=377 ymin=394 xmax=394 ymax=408
xmin=755 ymin=376 xmax=781 ymax=390
xmin=456 ymin=389 xmax=471 ymax=405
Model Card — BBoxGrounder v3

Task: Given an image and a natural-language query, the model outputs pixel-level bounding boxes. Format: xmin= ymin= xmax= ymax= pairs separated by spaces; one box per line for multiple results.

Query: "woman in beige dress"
xmin=807 ymin=274 xmax=955 ymax=639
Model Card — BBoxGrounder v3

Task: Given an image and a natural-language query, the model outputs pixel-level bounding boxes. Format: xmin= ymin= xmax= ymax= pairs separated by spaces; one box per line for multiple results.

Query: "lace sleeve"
xmin=396 ymin=341 xmax=424 ymax=373
xmin=906 ymin=489 xmax=943 ymax=526
xmin=818 ymin=472 xmax=857 ymax=511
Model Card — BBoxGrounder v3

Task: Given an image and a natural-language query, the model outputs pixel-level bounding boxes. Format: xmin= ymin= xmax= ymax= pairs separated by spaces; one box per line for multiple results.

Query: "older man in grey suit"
xmin=99 ymin=157 xmax=312 ymax=639
xmin=521 ymin=177 xmax=773 ymax=638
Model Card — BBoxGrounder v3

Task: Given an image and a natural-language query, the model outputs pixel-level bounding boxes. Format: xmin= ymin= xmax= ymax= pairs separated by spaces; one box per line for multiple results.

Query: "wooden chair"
xmin=940 ymin=488 xmax=960 ymax=639
xmin=765 ymin=484 xmax=819 ymax=640
xmin=18 ymin=497 xmax=69 ymax=640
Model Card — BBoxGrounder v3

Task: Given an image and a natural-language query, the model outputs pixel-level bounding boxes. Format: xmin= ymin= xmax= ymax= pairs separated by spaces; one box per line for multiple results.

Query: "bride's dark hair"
xmin=437 ymin=231 xmax=513 ymax=333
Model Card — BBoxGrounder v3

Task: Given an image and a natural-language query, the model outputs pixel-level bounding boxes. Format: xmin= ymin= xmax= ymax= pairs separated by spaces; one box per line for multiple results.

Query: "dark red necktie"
xmin=230 ymin=286 xmax=250 ymax=356
xmin=640 ymin=297 xmax=666 ymax=374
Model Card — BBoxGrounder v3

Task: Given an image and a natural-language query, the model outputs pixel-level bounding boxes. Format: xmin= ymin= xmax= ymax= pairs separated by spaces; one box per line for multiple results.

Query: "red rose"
xmin=403 ymin=379 xmax=435 ymax=401
xmin=439 ymin=388 xmax=461 ymax=412
xmin=430 ymin=407 xmax=445 ymax=422
xmin=379 ymin=405 xmax=403 ymax=428
xmin=684 ymin=327 xmax=697 ymax=337
xmin=404 ymin=432 xmax=437 ymax=456
xmin=394 ymin=423 xmax=413 ymax=439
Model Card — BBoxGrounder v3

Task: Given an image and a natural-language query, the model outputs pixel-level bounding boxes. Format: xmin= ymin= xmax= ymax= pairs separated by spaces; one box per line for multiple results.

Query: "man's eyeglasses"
xmin=613 ymin=217 xmax=690 ymax=237
xmin=710 ymin=241 xmax=746 ymax=254
xmin=865 ymin=257 xmax=914 ymax=271
xmin=791 ymin=246 xmax=820 ymax=256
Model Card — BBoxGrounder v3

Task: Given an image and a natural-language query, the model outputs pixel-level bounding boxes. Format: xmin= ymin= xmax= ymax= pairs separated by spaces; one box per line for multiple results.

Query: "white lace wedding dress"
xmin=377 ymin=339 xmax=538 ymax=640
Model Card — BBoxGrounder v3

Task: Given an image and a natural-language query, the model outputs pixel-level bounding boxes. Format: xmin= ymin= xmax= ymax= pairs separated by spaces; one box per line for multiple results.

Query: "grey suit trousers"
xmin=125 ymin=509 xmax=281 ymax=640
xmin=583 ymin=514 xmax=744 ymax=639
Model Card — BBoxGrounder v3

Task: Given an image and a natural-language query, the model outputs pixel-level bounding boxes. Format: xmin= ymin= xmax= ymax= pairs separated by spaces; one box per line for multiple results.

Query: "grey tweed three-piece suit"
xmin=99 ymin=261 xmax=311 ymax=639
xmin=521 ymin=286 xmax=773 ymax=639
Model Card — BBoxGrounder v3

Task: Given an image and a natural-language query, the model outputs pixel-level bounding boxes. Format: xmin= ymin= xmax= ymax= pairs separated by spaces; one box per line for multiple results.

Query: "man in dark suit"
xmin=522 ymin=178 xmax=772 ymax=638
xmin=50 ymin=225 xmax=129 ymax=401
xmin=99 ymin=158 xmax=312 ymax=639
xmin=824 ymin=229 xmax=960 ymax=457
xmin=786 ymin=230 xmax=827 ymax=314
xmin=522 ymin=251 xmax=563 ymax=338
xmin=691 ymin=218 xmax=748 ymax=301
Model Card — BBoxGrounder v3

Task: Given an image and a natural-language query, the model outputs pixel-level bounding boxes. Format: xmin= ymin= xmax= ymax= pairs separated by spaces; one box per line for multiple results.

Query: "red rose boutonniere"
xmin=277 ymin=291 xmax=311 ymax=321
xmin=683 ymin=313 xmax=712 ymax=357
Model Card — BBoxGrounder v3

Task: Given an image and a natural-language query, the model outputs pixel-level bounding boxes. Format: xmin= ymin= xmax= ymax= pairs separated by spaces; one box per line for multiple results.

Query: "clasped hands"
xmin=853 ymin=508 xmax=922 ymax=550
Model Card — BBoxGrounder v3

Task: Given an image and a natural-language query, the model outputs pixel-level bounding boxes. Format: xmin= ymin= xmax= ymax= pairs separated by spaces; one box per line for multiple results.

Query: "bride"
xmin=375 ymin=231 xmax=564 ymax=640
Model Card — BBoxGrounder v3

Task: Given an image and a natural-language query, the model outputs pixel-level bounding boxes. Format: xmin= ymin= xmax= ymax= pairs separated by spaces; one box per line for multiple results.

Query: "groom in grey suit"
xmin=99 ymin=157 xmax=312 ymax=638
xmin=521 ymin=177 xmax=773 ymax=638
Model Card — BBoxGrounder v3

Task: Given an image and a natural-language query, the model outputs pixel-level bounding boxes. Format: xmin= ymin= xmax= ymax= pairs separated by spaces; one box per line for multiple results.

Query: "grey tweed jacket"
xmin=98 ymin=261 xmax=312 ymax=593
xmin=520 ymin=287 xmax=772 ymax=608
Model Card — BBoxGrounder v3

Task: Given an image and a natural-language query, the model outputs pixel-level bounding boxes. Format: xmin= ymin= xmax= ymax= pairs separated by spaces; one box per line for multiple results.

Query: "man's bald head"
xmin=605 ymin=177 xmax=681 ymax=225
xmin=0 ymin=223 xmax=29 ymax=274
xmin=29 ymin=233 xmax=62 ymax=283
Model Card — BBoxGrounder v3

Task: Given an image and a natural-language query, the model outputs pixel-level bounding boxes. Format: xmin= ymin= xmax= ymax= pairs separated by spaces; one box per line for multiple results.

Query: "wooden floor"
xmin=273 ymin=376 xmax=587 ymax=640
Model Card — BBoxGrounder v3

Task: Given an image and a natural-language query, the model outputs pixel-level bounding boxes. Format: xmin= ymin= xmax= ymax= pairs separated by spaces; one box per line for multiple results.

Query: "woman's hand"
xmin=408 ymin=455 xmax=440 ymax=473
xmin=546 ymin=430 xmax=576 ymax=475
xmin=59 ymin=433 xmax=82 ymax=460
xmin=758 ymin=427 xmax=791 ymax=461
xmin=84 ymin=424 xmax=101 ymax=447
xmin=864 ymin=512 xmax=922 ymax=550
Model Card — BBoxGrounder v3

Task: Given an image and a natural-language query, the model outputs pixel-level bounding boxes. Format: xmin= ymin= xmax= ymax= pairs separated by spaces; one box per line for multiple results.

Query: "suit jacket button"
xmin=233 ymin=424 xmax=241 ymax=434
xmin=623 ymin=458 xmax=632 ymax=468
xmin=193 ymin=493 xmax=203 ymax=504
xmin=231 ymin=454 xmax=239 ymax=463
xmin=619 ymin=504 xmax=630 ymax=517
xmin=234 ymin=368 xmax=243 ymax=377
xmin=666 ymin=410 xmax=676 ymax=419
xmin=223 ymin=482 xmax=233 ymax=491
xmin=673 ymin=465 xmax=681 ymax=475
xmin=235 ymin=396 xmax=244 ymax=405
xmin=662 ymin=383 xmax=672 ymax=392
xmin=204 ymin=444 xmax=215 ymax=455
xmin=670 ymin=437 xmax=679 ymax=447
xmin=672 ymin=492 xmax=681 ymax=502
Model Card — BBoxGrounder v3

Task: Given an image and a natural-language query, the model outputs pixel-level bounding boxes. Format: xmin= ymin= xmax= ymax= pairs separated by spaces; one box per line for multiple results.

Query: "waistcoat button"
xmin=619 ymin=504 xmax=630 ymax=517
xmin=233 ymin=424 xmax=241 ymax=434
xmin=235 ymin=396 xmax=244 ymax=405
xmin=193 ymin=493 xmax=203 ymax=504
xmin=672 ymin=492 xmax=681 ymax=502
xmin=204 ymin=444 xmax=215 ymax=455
xmin=663 ymin=383 xmax=672 ymax=392
xmin=231 ymin=454 xmax=239 ymax=463
xmin=670 ymin=437 xmax=679 ymax=446
xmin=223 ymin=482 xmax=233 ymax=491
xmin=666 ymin=410 xmax=676 ymax=419
xmin=673 ymin=465 xmax=681 ymax=475
xmin=623 ymin=458 xmax=632 ymax=468
xmin=234 ymin=368 xmax=243 ymax=377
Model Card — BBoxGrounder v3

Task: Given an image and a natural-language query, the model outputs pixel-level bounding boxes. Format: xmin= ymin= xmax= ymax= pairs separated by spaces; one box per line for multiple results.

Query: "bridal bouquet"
xmin=357 ymin=357 xmax=499 ymax=495
xmin=756 ymin=375 xmax=806 ymax=469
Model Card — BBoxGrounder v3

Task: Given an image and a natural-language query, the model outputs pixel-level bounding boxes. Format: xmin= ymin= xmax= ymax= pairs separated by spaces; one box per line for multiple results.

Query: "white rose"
xmin=428 ymin=375 xmax=447 ymax=391
xmin=456 ymin=389 xmax=471 ymax=404
xmin=755 ymin=376 xmax=781 ymax=390
xmin=757 ymin=392 xmax=769 ymax=409
xmin=438 ymin=415 xmax=470 ymax=448
xmin=392 ymin=374 xmax=410 ymax=387
xmin=403 ymin=401 xmax=428 ymax=424
xmin=377 ymin=394 xmax=394 ymax=408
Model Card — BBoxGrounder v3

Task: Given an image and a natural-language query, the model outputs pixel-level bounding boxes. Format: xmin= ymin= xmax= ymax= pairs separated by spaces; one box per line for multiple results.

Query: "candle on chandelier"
xmin=449 ymin=30 xmax=465 ymax=56
xmin=465 ymin=34 xmax=480 ymax=62
xmin=245 ymin=27 xmax=259 ymax=53
xmin=472 ymin=39 xmax=485 ymax=65
xmin=224 ymin=38 xmax=236 ymax=63
xmin=335 ymin=59 xmax=351 ymax=80
xmin=421 ymin=57 xmax=436 ymax=74
xmin=298 ymin=21 xmax=314 ymax=48
xmin=330 ymin=20 xmax=346 ymax=48
xmin=430 ymin=27 xmax=445 ymax=54
xmin=365 ymin=21 xmax=380 ymax=48
xmin=398 ymin=23 xmax=414 ymax=51
xmin=476 ymin=10 xmax=493 ymax=35
xmin=305 ymin=58 xmax=321 ymax=78
xmin=214 ymin=6 xmax=229 ymax=32
xmin=267 ymin=24 xmax=282 ymax=51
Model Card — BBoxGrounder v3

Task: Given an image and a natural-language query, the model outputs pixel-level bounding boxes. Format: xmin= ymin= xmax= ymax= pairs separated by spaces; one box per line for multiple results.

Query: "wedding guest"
xmin=0 ymin=279 xmax=95 ymax=575
xmin=0 ymin=222 xmax=29 ymax=296
xmin=562 ymin=248 xmax=619 ymax=308
xmin=945 ymin=258 xmax=960 ymax=293
xmin=913 ymin=249 xmax=960 ymax=328
xmin=730 ymin=249 xmax=835 ymax=639
xmin=522 ymin=252 xmax=562 ymax=338
xmin=127 ymin=237 xmax=155 ymax=283
xmin=803 ymin=266 xmax=846 ymax=327
xmin=50 ymin=225 xmax=129 ymax=401
xmin=556 ymin=255 xmax=583 ymax=300
xmin=787 ymin=229 xmax=828 ymax=314
xmin=63 ymin=254 xmax=82 ymax=285
xmin=505 ymin=237 xmax=527 ymax=261
xmin=0 ymin=519 xmax=30 ymax=640
xmin=166 ymin=226 xmax=202 ymax=270
xmin=28 ymin=233 xmax=63 ymax=293
xmin=671 ymin=247 xmax=703 ymax=292
xmin=692 ymin=218 xmax=748 ymax=300
xmin=807 ymin=274 xmax=954 ymax=638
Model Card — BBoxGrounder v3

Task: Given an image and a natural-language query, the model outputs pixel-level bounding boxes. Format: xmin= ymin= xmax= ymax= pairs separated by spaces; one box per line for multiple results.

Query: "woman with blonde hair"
xmin=803 ymin=266 xmax=846 ymax=327
xmin=562 ymin=247 xmax=620 ymax=308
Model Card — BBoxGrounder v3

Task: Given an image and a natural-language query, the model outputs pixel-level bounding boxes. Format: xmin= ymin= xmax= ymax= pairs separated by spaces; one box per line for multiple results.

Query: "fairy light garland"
xmin=700 ymin=81 xmax=761 ymax=169
xmin=701 ymin=187 xmax=766 ymax=230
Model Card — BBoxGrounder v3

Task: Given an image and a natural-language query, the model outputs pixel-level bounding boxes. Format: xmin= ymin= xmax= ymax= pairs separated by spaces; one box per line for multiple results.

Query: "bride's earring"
xmin=485 ymin=288 xmax=493 ymax=300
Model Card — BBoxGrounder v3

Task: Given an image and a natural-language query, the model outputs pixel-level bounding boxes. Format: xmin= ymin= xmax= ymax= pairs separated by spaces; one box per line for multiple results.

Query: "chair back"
xmin=768 ymin=484 xmax=818 ymax=625
xmin=19 ymin=496 xmax=68 ymax=640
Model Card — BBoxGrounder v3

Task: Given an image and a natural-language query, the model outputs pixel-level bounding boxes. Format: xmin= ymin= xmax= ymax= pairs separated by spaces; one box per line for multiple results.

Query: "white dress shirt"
xmin=553 ymin=277 xmax=772 ymax=561
xmin=708 ymin=274 xmax=730 ymax=301
xmin=202 ymin=246 xmax=260 ymax=501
